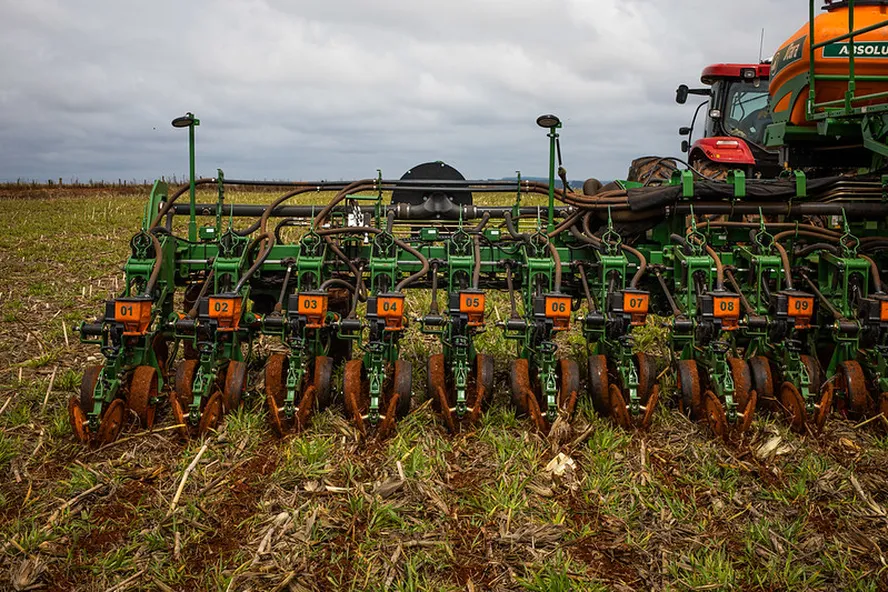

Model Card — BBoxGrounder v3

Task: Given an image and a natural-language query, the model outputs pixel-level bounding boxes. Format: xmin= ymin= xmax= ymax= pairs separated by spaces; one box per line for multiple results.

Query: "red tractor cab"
xmin=676 ymin=63 xmax=780 ymax=178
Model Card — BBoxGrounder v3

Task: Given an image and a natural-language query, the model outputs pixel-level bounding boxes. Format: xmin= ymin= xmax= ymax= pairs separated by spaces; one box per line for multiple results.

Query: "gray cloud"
xmin=0 ymin=0 xmax=806 ymax=183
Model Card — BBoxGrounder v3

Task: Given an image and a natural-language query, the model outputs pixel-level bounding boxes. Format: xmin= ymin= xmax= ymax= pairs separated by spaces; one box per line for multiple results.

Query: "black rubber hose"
xmin=773 ymin=242 xmax=794 ymax=290
xmin=274 ymin=264 xmax=294 ymax=313
xmin=472 ymin=235 xmax=482 ymax=289
xmin=655 ymin=270 xmax=683 ymax=316
xmin=325 ymin=238 xmax=367 ymax=302
xmin=795 ymin=243 xmax=840 ymax=258
xmin=860 ymin=254 xmax=884 ymax=293
xmin=316 ymin=226 xmax=429 ymax=292
xmin=472 ymin=211 xmax=491 ymax=233
xmin=725 ymin=269 xmax=755 ymax=315
xmin=143 ymin=231 xmax=165 ymax=297
xmin=577 ymin=212 xmax=646 ymax=288
xmin=549 ymin=241 xmax=562 ymax=293
xmin=150 ymin=178 xmax=216 ymax=229
xmin=503 ymin=211 xmax=530 ymax=243
xmin=577 ymin=263 xmax=596 ymax=310
xmin=703 ymin=245 xmax=725 ymax=291
xmin=800 ymin=272 xmax=845 ymax=320
xmin=506 ymin=263 xmax=519 ymax=319
xmin=187 ymin=270 xmax=215 ymax=319
xmin=234 ymin=232 xmax=274 ymax=294
xmin=320 ymin=278 xmax=357 ymax=293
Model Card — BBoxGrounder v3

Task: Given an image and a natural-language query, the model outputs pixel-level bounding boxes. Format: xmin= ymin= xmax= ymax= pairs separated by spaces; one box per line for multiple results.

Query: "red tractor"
xmin=676 ymin=63 xmax=780 ymax=178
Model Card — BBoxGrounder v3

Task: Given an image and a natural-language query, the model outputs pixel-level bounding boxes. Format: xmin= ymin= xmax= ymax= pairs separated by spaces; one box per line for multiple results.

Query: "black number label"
xmin=550 ymin=301 xmax=566 ymax=313
xmin=303 ymin=298 xmax=319 ymax=309
xmin=214 ymin=301 xmax=230 ymax=313
xmin=383 ymin=301 xmax=398 ymax=312
xmin=464 ymin=297 xmax=481 ymax=308
xmin=120 ymin=305 xmax=134 ymax=317
xmin=793 ymin=299 xmax=810 ymax=312
xmin=718 ymin=300 xmax=736 ymax=312
xmin=629 ymin=298 xmax=644 ymax=309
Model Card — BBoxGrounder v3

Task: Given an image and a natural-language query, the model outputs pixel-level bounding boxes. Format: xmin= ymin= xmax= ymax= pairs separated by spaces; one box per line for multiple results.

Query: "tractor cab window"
xmin=724 ymin=80 xmax=771 ymax=144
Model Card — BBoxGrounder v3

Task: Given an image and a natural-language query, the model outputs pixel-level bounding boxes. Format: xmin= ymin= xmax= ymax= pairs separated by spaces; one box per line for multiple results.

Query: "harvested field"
xmin=1 ymin=186 xmax=888 ymax=591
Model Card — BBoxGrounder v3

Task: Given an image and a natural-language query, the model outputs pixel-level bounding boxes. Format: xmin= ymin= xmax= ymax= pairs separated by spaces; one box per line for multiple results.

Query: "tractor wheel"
xmin=677 ymin=360 xmax=702 ymax=419
xmin=748 ymin=356 xmax=776 ymax=411
xmin=635 ymin=352 xmax=659 ymax=405
xmin=815 ymin=383 xmax=833 ymax=431
xmin=557 ymin=359 xmax=580 ymax=417
xmin=703 ymin=390 xmax=729 ymax=442
xmin=393 ymin=360 xmax=412 ymax=419
xmin=800 ymin=355 xmax=824 ymax=395
xmin=96 ymin=398 xmax=126 ymax=445
xmin=427 ymin=353 xmax=453 ymax=432
xmin=727 ymin=358 xmax=753 ymax=415
xmin=343 ymin=359 xmax=366 ymax=435
xmin=128 ymin=365 xmax=158 ymax=428
xmin=609 ymin=384 xmax=632 ymax=429
xmin=472 ymin=354 xmax=494 ymax=423
xmin=175 ymin=360 xmax=200 ymax=408
xmin=587 ymin=355 xmax=610 ymax=415
xmin=838 ymin=360 xmax=871 ymax=419
xmin=223 ymin=360 xmax=247 ymax=413
xmin=68 ymin=395 xmax=90 ymax=444
xmin=80 ymin=365 xmax=102 ymax=413
xmin=198 ymin=392 xmax=224 ymax=435
xmin=510 ymin=359 xmax=533 ymax=416
xmin=780 ymin=381 xmax=806 ymax=433
xmin=313 ymin=356 xmax=334 ymax=409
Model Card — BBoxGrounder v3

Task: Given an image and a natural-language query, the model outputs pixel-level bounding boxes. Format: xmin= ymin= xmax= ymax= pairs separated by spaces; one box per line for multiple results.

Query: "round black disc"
xmin=391 ymin=162 xmax=473 ymax=206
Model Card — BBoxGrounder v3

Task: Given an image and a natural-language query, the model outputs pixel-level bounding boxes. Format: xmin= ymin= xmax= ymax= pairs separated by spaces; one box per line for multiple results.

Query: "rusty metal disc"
xmin=168 ymin=391 xmax=189 ymax=439
xmin=68 ymin=395 xmax=90 ymax=444
xmin=343 ymin=359 xmax=366 ymax=435
xmin=703 ymin=390 xmax=728 ymax=442
xmin=128 ymin=366 xmax=158 ymax=429
xmin=198 ymin=391 xmax=223 ymax=435
xmin=151 ymin=334 xmax=170 ymax=379
xmin=727 ymin=358 xmax=752 ymax=414
xmin=223 ymin=360 xmax=247 ymax=413
xmin=641 ymin=385 xmax=660 ymax=430
xmin=739 ymin=389 xmax=757 ymax=435
xmin=524 ymin=384 xmax=547 ymax=433
xmin=265 ymin=353 xmax=288 ymax=407
xmin=587 ymin=355 xmax=610 ymax=415
xmin=779 ymin=381 xmax=806 ymax=433
xmin=294 ymin=384 xmax=317 ymax=432
xmin=96 ymin=398 xmax=126 ymax=445
xmin=677 ymin=360 xmax=702 ymax=419
xmin=427 ymin=353 xmax=454 ymax=432
xmin=748 ymin=356 xmax=776 ymax=411
xmin=609 ymin=384 xmax=632 ymax=430
xmin=815 ymin=384 xmax=833 ymax=431
xmin=510 ymin=359 xmax=532 ymax=415
xmin=635 ymin=352 xmax=658 ymax=405
xmin=313 ymin=356 xmax=334 ymax=409
xmin=80 ymin=365 xmax=102 ymax=413
xmin=800 ymin=355 xmax=824 ymax=396
xmin=839 ymin=360 xmax=871 ymax=419
xmin=393 ymin=359 xmax=412 ymax=419
xmin=427 ymin=354 xmax=446 ymax=412
xmin=266 ymin=391 xmax=286 ymax=436
xmin=175 ymin=359 xmax=200 ymax=407
xmin=558 ymin=358 xmax=580 ymax=418
xmin=470 ymin=353 xmax=495 ymax=424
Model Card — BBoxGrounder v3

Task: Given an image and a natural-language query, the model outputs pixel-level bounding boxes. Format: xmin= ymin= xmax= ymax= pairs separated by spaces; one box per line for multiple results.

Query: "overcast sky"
xmin=0 ymin=0 xmax=807 ymax=183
